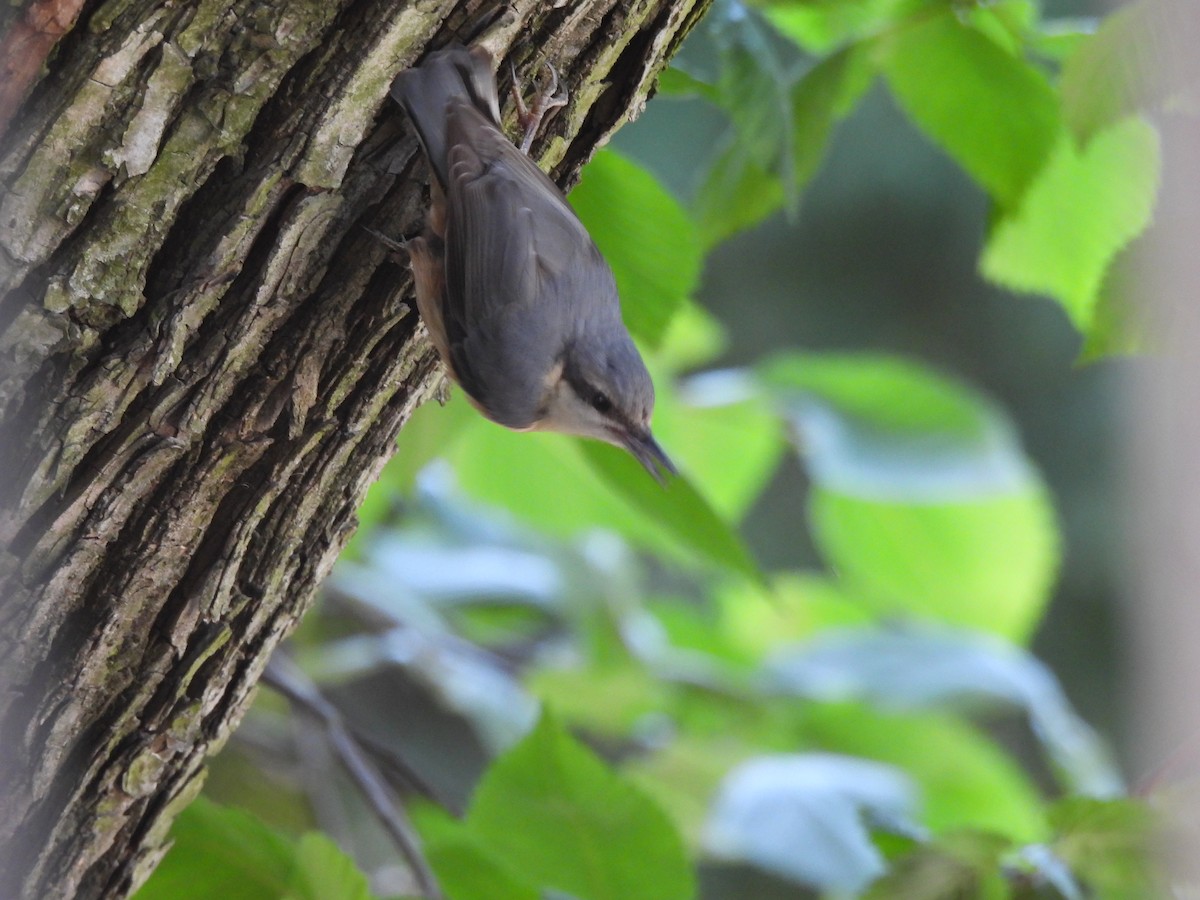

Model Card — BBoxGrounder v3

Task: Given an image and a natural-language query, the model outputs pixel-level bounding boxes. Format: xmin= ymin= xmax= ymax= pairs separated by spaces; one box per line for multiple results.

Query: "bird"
xmin=389 ymin=44 xmax=676 ymax=482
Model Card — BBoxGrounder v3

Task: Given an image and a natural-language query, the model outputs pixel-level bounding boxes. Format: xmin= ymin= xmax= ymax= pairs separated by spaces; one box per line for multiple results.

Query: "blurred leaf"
xmin=711 ymin=2 xmax=792 ymax=179
xmin=1079 ymin=242 xmax=1146 ymax=362
xmin=338 ymin=531 xmax=564 ymax=615
xmin=667 ymin=380 xmax=785 ymax=521
xmin=631 ymin=730 xmax=789 ymax=850
xmin=761 ymin=353 xmax=992 ymax=442
xmin=964 ymin=0 xmax=1038 ymax=56
xmin=709 ymin=573 xmax=874 ymax=663
xmin=1061 ymin=0 xmax=1200 ymax=142
xmin=863 ymin=830 xmax=1012 ymax=899
xmin=766 ymin=625 xmax=1123 ymax=796
xmin=650 ymin=598 xmax=761 ymax=669
xmin=345 ymin=389 xmax=474 ymax=559
xmin=384 ymin=386 xmax=476 ymax=493
xmin=309 ymin=615 xmax=539 ymax=763
xmin=1049 ymin=797 xmax=1158 ymax=897
xmin=693 ymin=137 xmax=786 ymax=248
xmin=693 ymin=26 xmax=875 ymax=247
xmin=529 ymin=665 xmax=666 ymax=736
xmin=444 ymin=390 xmax=745 ymax=574
xmin=981 ymin=117 xmax=1159 ymax=332
xmin=1031 ymin=17 xmax=1099 ymax=63
xmin=447 ymin=405 xmax=661 ymax=544
xmin=136 ymin=797 xmax=373 ymax=900
xmin=804 ymin=707 xmax=1047 ymax=842
xmin=465 ymin=713 xmax=695 ymax=900
xmin=688 ymin=0 xmax=799 ymax=249
xmin=655 ymin=300 xmax=728 ymax=372
xmin=763 ymin=0 xmax=925 ymax=54
xmin=444 ymin=372 xmax=768 ymax=578
xmin=810 ymin=488 xmax=1057 ymax=641
xmin=656 ymin=65 xmax=718 ymax=100
xmin=289 ymin=832 xmax=374 ymax=900
xmin=758 ymin=353 xmax=1058 ymax=640
xmin=880 ymin=10 xmax=1059 ymax=207
xmin=759 ymin=352 xmax=1031 ymax=498
xmin=703 ymin=753 xmax=920 ymax=893
xmin=580 ymin=440 xmax=762 ymax=582
xmin=790 ymin=43 xmax=876 ymax=187
xmin=570 ymin=150 xmax=700 ymax=347
xmin=426 ymin=835 xmax=540 ymax=900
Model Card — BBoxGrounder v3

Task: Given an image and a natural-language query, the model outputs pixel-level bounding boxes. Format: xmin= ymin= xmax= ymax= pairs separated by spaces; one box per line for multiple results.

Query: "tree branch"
xmin=263 ymin=654 xmax=443 ymax=900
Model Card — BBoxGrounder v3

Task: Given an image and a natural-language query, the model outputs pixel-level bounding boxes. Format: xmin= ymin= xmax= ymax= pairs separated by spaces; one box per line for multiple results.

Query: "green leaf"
xmin=444 ymin=381 xmax=763 ymax=581
xmin=767 ymin=625 xmax=1123 ymax=796
xmin=287 ymin=833 xmax=373 ymax=900
xmin=668 ymin=372 xmax=786 ymax=521
xmin=758 ymin=353 xmax=1059 ymax=641
xmin=1078 ymin=243 xmax=1146 ymax=362
xmin=810 ymin=489 xmax=1057 ymax=641
xmin=880 ymin=10 xmax=1059 ymax=207
xmin=692 ymin=32 xmax=875 ymax=248
xmin=656 ymin=299 xmax=728 ymax=372
xmin=580 ymin=440 xmax=762 ymax=582
xmin=426 ymin=835 xmax=541 ymax=900
xmin=761 ymin=354 xmax=990 ymax=442
xmin=765 ymin=0 xmax=925 ymax=54
xmin=759 ymin=353 xmax=1032 ymax=499
xmin=445 ymin=396 xmax=661 ymax=543
xmin=1061 ymin=0 xmax=1200 ymax=142
xmin=790 ymin=43 xmax=876 ymax=190
xmin=136 ymin=797 xmax=375 ymax=900
xmin=1031 ymin=17 xmax=1099 ymax=64
xmin=570 ymin=150 xmax=701 ymax=348
xmin=693 ymin=137 xmax=785 ymax=249
xmin=981 ymin=117 xmax=1160 ymax=332
xmin=806 ymin=707 xmax=1048 ymax=842
xmin=465 ymin=713 xmax=695 ymax=900
xmin=711 ymin=4 xmax=792 ymax=180
xmin=964 ymin=0 xmax=1039 ymax=57
xmin=655 ymin=65 xmax=718 ymax=101
xmin=716 ymin=574 xmax=876 ymax=658
xmin=529 ymin=665 xmax=666 ymax=737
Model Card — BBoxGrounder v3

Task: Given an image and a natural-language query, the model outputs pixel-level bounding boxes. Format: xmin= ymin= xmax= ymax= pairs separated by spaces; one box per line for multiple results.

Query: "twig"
xmin=263 ymin=655 xmax=443 ymax=899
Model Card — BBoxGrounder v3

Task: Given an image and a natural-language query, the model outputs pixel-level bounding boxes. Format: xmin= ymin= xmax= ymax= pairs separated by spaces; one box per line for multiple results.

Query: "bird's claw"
xmin=362 ymin=224 xmax=412 ymax=256
xmin=510 ymin=59 xmax=569 ymax=155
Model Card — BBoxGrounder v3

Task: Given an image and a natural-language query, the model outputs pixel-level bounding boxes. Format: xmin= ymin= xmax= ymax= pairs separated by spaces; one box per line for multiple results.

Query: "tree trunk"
xmin=0 ymin=1 xmax=708 ymax=896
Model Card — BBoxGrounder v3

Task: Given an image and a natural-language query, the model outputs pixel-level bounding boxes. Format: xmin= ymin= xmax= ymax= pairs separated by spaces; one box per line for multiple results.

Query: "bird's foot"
xmin=362 ymin=224 xmax=414 ymax=256
xmin=510 ymin=60 xmax=568 ymax=154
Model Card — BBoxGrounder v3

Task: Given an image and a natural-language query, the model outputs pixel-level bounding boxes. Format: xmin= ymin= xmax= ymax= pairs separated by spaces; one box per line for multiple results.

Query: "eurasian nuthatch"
xmin=390 ymin=45 xmax=676 ymax=482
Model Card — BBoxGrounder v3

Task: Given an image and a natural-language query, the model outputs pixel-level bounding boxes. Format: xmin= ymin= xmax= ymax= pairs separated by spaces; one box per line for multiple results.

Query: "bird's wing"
xmin=441 ymin=104 xmax=601 ymax=427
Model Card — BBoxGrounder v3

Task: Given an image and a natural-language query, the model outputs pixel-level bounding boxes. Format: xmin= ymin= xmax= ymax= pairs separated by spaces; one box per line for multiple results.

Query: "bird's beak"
xmin=624 ymin=429 xmax=678 ymax=485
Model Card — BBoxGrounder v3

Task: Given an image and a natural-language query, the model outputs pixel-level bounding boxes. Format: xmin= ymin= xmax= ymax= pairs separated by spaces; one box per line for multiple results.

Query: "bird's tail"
xmin=390 ymin=44 xmax=500 ymax=187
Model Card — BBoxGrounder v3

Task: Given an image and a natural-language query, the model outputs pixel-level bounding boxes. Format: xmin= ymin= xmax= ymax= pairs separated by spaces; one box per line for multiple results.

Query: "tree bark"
xmin=0 ymin=0 xmax=708 ymax=896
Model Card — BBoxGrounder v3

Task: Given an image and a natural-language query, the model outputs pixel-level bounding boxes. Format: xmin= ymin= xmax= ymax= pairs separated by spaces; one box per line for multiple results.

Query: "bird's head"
xmin=535 ymin=334 xmax=676 ymax=483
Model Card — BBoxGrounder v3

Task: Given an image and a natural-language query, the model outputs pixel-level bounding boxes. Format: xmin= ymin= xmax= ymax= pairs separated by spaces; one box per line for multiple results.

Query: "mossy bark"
xmin=0 ymin=0 xmax=709 ymax=896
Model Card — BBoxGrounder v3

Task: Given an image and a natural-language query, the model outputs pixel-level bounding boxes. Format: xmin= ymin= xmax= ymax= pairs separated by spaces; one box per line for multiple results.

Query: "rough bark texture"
xmin=0 ymin=0 xmax=709 ymax=896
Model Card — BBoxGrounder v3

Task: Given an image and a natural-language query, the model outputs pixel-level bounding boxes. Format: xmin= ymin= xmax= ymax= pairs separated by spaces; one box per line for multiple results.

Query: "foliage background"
xmin=134 ymin=0 xmax=1176 ymax=896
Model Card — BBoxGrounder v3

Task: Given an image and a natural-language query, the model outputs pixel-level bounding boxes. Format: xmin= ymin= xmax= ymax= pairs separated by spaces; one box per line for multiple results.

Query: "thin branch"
xmin=262 ymin=655 xmax=443 ymax=900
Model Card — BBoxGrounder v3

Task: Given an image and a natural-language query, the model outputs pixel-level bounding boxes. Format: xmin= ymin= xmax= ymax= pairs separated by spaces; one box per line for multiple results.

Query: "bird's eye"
xmin=591 ymin=391 xmax=613 ymax=414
